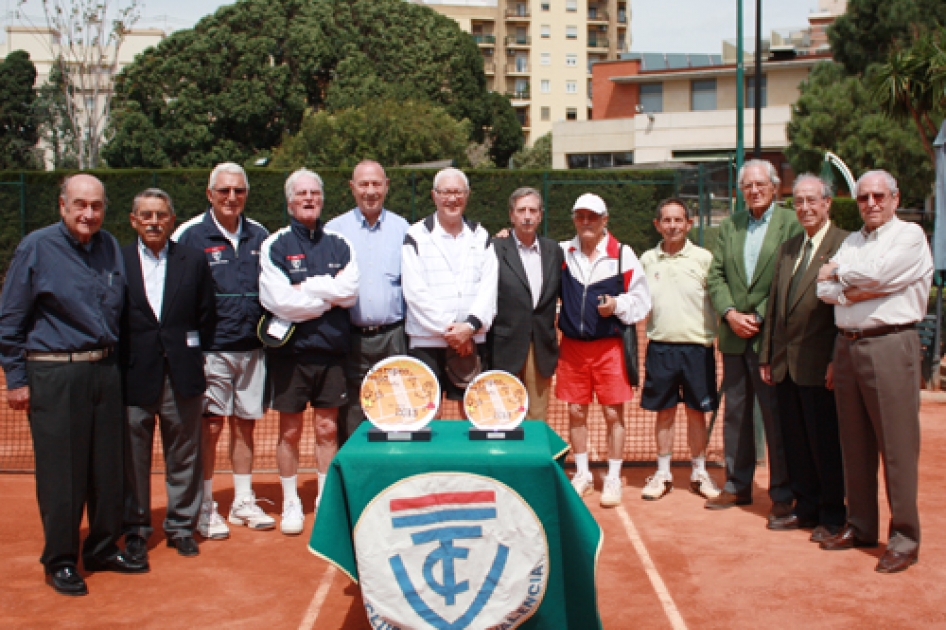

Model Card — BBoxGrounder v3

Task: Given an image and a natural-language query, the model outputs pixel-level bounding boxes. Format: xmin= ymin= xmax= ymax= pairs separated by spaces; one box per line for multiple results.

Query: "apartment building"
xmin=410 ymin=0 xmax=630 ymax=145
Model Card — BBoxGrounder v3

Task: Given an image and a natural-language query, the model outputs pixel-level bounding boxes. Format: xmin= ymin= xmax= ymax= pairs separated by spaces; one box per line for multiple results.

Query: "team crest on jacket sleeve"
xmin=354 ymin=473 xmax=548 ymax=630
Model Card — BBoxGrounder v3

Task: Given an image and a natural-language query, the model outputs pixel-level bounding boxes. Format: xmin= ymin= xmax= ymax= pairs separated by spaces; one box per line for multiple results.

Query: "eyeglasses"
xmin=856 ymin=192 xmax=888 ymax=204
xmin=434 ymin=188 xmax=468 ymax=199
xmin=740 ymin=181 xmax=772 ymax=191
xmin=213 ymin=187 xmax=248 ymax=197
xmin=293 ymin=189 xmax=322 ymax=199
xmin=136 ymin=210 xmax=172 ymax=221
xmin=792 ymin=196 xmax=825 ymax=208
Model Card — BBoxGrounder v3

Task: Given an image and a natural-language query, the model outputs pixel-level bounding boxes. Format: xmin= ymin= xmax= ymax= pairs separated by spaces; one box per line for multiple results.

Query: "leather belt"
xmin=839 ymin=323 xmax=915 ymax=341
xmin=27 ymin=348 xmax=113 ymax=362
xmin=353 ymin=321 xmax=403 ymax=336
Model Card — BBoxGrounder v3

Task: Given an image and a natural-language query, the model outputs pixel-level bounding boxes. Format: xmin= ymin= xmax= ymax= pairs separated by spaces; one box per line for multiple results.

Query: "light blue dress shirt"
xmin=743 ymin=203 xmax=774 ymax=282
xmin=325 ymin=207 xmax=409 ymax=327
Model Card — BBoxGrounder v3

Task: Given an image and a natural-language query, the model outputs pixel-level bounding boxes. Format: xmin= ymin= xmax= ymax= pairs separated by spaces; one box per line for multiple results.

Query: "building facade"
xmin=410 ymin=0 xmax=630 ymax=145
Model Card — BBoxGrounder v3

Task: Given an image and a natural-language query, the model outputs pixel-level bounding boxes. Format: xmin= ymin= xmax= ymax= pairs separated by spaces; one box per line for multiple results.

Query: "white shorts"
xmin=203 ymin=349 xmax=266 ymax=419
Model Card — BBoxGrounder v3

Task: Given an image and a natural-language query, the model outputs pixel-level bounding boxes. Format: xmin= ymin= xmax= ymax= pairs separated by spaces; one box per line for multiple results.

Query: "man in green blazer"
xmin=706 ymin=159 xmax=803 ymax=519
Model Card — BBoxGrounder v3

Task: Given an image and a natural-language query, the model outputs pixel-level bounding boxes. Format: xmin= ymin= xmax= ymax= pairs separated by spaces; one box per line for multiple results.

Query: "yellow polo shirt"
xmin=640 ymin=239 xmax=718 ymax=346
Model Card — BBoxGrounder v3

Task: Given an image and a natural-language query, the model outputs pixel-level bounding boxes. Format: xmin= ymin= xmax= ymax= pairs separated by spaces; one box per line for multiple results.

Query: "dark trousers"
xmin=775 ymin=375 xmax=846 ymax=526
xmin=338 ymin=322 xmax=408 ymax=445
xmin=26 ymin=356 xmax=124 ymax=571
xmin=124 ymin=374 xmax=203 ymax=541
xmin=834 ymin=330 xmax=921 ymax=553
xmin=721 ymin=347 xmax=792 ymax=503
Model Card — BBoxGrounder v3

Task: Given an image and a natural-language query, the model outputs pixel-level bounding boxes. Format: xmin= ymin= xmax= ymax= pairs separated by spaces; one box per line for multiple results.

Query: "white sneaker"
xmin=228 ymin=493 xmax=276 ymax=530
xmin=280 ymin=498 xmax=304 ymax=536
xmin=690 ymin=470 xmax=721 ymax=499
xmin=571 ymin=470 xmax=594 ymax=498
xmin=642 ymin=472 xmax=673 ymax=501
xmin=198 ymin=501 xmax=230 ymax=540
xmin=600 ymin=476 xmax=623 ymax=507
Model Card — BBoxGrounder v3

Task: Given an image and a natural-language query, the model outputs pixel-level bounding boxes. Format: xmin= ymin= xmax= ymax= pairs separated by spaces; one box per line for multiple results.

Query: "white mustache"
xmin=145 ymin=226 xmax=163 ymax=234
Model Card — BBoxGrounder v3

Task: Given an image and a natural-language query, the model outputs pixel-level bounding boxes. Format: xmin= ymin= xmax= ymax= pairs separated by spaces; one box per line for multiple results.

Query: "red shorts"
xmin=555 ymin=336 xmax=633 ymax=405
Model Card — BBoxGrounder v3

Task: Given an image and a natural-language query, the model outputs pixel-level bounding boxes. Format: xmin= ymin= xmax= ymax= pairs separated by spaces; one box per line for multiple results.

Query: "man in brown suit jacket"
xmin=760 ymin=174 xmax=848 ymax=542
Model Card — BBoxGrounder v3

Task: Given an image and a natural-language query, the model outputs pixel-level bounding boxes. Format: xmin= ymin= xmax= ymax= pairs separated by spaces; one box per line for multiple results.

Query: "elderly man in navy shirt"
xmin=325 ymin=160 xmax=410 ymax=444
xmin=0 ymin=174 xmax=148 ymax=597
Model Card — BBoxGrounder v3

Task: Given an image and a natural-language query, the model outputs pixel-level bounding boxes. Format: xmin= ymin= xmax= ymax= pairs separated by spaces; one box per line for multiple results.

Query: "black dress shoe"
xmin=46 ymin=566 xmax=88 ymax=596
xmin=167 ymin=536 xmax=200 ymax=557
xmin=819 ymin=523 xmax=878 ymax=551
xmin=810 ymin=524 xmax=841 ymax=543
xmin=125 ymin=534 xmax=149 ymax=563
xmin=84 ymin=552 xmax=150 ymax=573
xmin=767 ymin=513 xmax=819 ymax=531
xmin=767 ymin=501 xmax=794 ymax=522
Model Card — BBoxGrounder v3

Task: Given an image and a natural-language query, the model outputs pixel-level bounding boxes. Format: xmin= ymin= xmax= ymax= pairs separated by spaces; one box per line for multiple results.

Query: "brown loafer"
xmin=704 ymin=490 xmax=752 ymax=510
xmin=767 ymin=501 xmax=794 ymax=521
xmin=875 ymin=548 xmax=918 ymax=574
xmin=819 ymin=524 xmax=878 ymax=551
xmin=767 ymin=514 xmax=818 ymax=531
xmin=809 ymin=524 xmax=840 ymax=543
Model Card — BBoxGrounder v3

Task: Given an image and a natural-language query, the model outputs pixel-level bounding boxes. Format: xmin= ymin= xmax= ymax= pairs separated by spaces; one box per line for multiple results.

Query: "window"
xmin=691 ymin=79 xmax=717 ymax=111
xmin=84 ymin=97 xmax=95 ymax=111
xmin=541 ymin=80 xmax=551 ymax=93
xmin=746 ymin=75 xmax=767 ymax=108
xmin=541 ymin=2 xmax=550 ymax=10
xmin=565 ymin=81 xmax=577 ymax=94
xmin=567 ymin=154 xmax=589 ymax=168
xmin=567 ymin=152 xmax=634 ymax=169
xmin=566 ymin=107 xmax=578 ymax=120
xmin=541 ymin=106 xmax=550 ymax=121
xmin=541 ymin=24 xmax=550 ymax=38
xmin=566 ymin=26 xmax=578 ymax=39
xmin=515 ymin=54 xmax=528 ymax=72
xmin=566 ymin=0 xmax=577 ymax=11
xmin=566 ymin=53 xmax=578 ymax=66
xmin=639 ymin=82 xmax=663 ymax=113
xmin=540 ymin=52 xmax=551 ymax=65
xmin=515 ymin=78 xmax=529 ymax=95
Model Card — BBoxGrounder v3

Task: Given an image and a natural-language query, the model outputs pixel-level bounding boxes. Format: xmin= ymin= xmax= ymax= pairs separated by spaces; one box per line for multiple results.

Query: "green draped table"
xmin=308 ymin=420 xmax=603 ymax=630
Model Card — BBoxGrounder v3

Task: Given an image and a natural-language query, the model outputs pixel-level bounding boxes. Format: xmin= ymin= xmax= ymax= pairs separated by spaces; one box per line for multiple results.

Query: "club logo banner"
xmin=354 ymin=473 xmax=548 ymax=630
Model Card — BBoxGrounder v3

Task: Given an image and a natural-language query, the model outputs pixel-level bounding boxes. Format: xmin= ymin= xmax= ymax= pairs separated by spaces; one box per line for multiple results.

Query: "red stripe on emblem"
xmin=205 ymin=246 xmax=225 ymax=253
xmin=390 ymin=491 xmax=496 ymax=512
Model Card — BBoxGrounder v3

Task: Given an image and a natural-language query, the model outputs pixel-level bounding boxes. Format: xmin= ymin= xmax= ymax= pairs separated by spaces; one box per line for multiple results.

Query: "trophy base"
xmin=469 ymin=428 xmax=524 ymax=441
xmin=368 ymin=427 xmax=432 ymax=442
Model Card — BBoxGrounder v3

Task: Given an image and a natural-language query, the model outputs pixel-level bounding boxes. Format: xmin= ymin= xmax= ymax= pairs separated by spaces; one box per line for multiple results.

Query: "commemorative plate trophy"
xmin=361 ymin=356 xmax=439 ymax=442
xmin=464 ymin=370 xmax=528 ymax=440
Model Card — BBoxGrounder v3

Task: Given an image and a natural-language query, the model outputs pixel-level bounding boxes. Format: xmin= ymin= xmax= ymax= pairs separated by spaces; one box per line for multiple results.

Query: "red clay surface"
xmin=3 ymin=397 xmax=946 ymax=629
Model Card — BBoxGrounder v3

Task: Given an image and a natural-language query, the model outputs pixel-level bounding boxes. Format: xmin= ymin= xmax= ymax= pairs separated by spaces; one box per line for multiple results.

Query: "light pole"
xmin=735 ymin=0 xmax=745 ymax=213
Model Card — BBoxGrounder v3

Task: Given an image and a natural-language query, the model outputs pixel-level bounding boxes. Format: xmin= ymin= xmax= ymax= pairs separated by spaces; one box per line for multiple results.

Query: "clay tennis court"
xmin=2 ymin=395 xmax=945 ymax=628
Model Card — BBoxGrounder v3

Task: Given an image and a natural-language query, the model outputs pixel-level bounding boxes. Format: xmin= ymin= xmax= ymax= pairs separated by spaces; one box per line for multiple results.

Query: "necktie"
xmin=787 ymin=239 xmax=813 ymax=305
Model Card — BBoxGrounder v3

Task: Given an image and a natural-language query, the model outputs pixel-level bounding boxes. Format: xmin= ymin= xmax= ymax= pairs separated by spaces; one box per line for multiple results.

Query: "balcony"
xmin=587 ymin=7 xmax=609 ymax=23
xmin=473 ymin=34 xmax=496 ymax=46
xmin=505 ymin=4 xmax=530 ymax=20
xmin=587 ymin=36 xmax=609 ymax=50
xmin=505 ymin=62 xmax=531 ymax=74
xmin=505 ymin=34 xmax=532 ymax=46
xmin=505 ymin=90 xmax=531 ymax=100
xmin=617 ymin=10 xmax=627 ymax=24
xmin=483 ymin=61 xmax=496 ymax=74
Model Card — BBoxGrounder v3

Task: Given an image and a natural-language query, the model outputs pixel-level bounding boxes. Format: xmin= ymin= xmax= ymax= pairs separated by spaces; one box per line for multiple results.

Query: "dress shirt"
xmin=817 ymin=216 xmax=933 ymax=329
xmin=138 ymin=239 xmax=169 ymax=321
xmin=433 ymin=217 xmax=470 ymax=274
xmin=325 ymin=208 xmax=409 ymax=327
xmin=512 ymin=231 xmax=543 ymax=309
xmin=793 ymin=220 xmax=830 ymax=274
xmin=744 ymin=203 xmax=774 ymax=281
xmin=0 ymin=222 xmax=125 ymax=389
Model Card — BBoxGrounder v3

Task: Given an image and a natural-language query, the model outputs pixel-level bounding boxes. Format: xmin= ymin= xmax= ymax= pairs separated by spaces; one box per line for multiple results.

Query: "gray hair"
xmin=132 ymin=188 xmax=175 ymax=215
xmin=284 ymin=168 xmax=324 ymax=203
xmin=854 ymin=170 xmax=899 ymax=197
xmin=738 ymin=158 xmax=781 ymax=189
xmin=433 ymin=167 xmax=469 ymax=192
xmin=208 ymin=162 xmax=250 ymax=192
xmin=792 ymin=173 xmax=833 ymax=199
xmin=508 ymin=187 xmax=544 ymax=212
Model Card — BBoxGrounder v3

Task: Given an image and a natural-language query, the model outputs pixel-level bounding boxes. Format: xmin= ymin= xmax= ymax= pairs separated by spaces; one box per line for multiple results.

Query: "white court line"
xmin=298 ymin=565 xmax=337 ymax=630
xmin=614 ymin=505 xmax=688 ymax=630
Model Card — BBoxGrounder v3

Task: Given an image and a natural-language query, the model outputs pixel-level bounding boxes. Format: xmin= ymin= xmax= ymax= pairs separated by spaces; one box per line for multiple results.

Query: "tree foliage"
xmin=271 ymin=100 xmax=471 ymax=169
xmin=828 ymin=0 xmax=946 ymax=76
xmin=105 ymin=0 xmax=516 ymax=168
xmin=786 ymin=62 xmax=932 ymax=207
xmin=482 ymin=92 xmax=523 ymax=168
xmin=33 ymin=63 xmax=79 ymax=169
xmin=511 ymin=132 xmax=552 ymax=170
xmin=0 ymin=50 xmax=41 ymax=170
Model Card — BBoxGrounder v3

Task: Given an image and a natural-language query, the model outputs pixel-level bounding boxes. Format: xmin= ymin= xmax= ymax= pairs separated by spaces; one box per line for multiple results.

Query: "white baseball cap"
xmin=572 ymin=193 xmax=608 ymax=216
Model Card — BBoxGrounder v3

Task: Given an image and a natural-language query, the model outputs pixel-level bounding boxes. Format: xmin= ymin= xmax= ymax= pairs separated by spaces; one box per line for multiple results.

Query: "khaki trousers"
xmin=518 ymin=343 xmax=551 ymax=421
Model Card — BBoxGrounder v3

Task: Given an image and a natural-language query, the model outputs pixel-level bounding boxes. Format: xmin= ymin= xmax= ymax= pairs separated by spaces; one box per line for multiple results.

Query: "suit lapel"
xmin=126 ymin=242 xmax=159 ymax=325
xmin=731 ymin=212 xmax=750 ymax=286
xmin=749 ymin=208 xmax=784 ymax=289
xmin=787 ymin=224 xmax=843 ymax=315
xmin=538 ymin=237 xmax=557 ymax=302
xmin=161 ymin=240 xmax=182 ymax=321
xmin=780 ymin=235 xmax=804 ymax=319
xmin=502 ymin=237 xmax=532 ymax=295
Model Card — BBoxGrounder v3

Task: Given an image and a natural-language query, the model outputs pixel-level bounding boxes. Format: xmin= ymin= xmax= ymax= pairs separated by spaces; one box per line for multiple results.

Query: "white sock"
xmin=692 ymin=455 xmax=706 ymax=477
xmin=281 ymin=476 xmax=299 ymax=503
xmin=317 ymin=472 xmax=327 ymax=497
xmin=657 ymin=454 xmax=672 ymax=476
xmin=202 ymin=480 xmax=213 ymax=505
xmin=607 ymin=459 xmax=623 ymax=481
xmin=575 ymin=453 xmax=589 ymax=476
xmin=233 ymin=473 xmax=253 ymax=500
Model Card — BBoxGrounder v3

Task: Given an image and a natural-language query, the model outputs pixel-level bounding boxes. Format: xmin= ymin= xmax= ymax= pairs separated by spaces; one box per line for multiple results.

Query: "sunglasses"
xmin=213 ymin=187 xmax=248 ymax=197
xmin=855 ymin=192 xmax=887 ymax=204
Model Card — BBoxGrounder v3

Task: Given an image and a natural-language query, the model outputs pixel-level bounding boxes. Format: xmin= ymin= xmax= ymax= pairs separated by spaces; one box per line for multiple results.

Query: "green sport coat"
xmin=707 ymin=204 xmax=803 ymax=355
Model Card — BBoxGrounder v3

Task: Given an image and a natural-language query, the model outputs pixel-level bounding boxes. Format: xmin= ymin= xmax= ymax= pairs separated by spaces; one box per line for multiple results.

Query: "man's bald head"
xmin=350 ymin=160 xmax=389 ymax=222
xmin=59 ymin=174 xmax=106 ymax=244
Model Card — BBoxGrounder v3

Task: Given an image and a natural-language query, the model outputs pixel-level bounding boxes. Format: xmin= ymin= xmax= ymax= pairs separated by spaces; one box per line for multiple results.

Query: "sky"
xmin=4 ymin=0 xmax=823 ymax=54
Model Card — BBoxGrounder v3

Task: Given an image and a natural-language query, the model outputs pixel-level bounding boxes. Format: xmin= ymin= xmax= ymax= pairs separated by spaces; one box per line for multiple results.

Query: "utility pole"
xmin=754 ymin=0 xmax=763 ymax=158
xmin=735 ymin=0 xmax=745 ymax=213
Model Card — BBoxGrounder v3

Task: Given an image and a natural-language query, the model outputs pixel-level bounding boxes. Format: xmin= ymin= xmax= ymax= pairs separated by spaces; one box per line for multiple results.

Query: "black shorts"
xmin=640 ymin=342 xmax=718 ymax=412
xmin=266 ymin=352 xmax=348 ymax=412
xmin=408 ymin=344 xmax=486 ymax=401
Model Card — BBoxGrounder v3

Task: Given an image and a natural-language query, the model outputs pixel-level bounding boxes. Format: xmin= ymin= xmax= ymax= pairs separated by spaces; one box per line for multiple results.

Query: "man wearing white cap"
xmin=557 ymin=193 xmax=651 ymax=506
